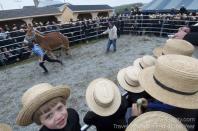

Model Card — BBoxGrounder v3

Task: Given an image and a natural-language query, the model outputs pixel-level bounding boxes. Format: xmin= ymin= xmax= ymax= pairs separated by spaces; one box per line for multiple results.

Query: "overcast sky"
xmin=0 ymin=0 xmax=152 ymax=10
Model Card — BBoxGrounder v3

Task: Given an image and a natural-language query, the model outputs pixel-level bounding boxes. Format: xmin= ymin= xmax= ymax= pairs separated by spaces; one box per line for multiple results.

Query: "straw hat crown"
xmin=133 ymin=55 xmax=156 ymax=69
xmin=86 ymin=78 xmax=121 ymax=116
xmin=125 ymin=66 xmax=141 ymax=86
xmin=21 ymin=83 xmax=68 ymax=105
xmin=139 ymin=54 xmax=198 ymax=109
xmin=94 ymin=81 xmax=114 ymax=108
xmin=154 ymin=55 xmax=198 ymax=93
xmin=153 ymin=39 xmax=194 ymax=57
xmin=17 ymin=83 xmax=70 ymax=126
xmin=133 ymin=58 xmax=141 ymax=68
xmin=163 ymin=39 xmax=194 ymax=56
xmin=140 ymin=55 xmax=156 ymax=69
xmin=0 ymin=123 xmax=12 ymax=131
xmin=117 ymin=66 xmax=144 ymax=93
xmin=125 ymin=111 xmax=187 ymax=131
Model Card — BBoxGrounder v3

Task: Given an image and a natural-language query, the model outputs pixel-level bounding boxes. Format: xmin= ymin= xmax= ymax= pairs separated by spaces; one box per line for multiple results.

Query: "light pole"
xmin=0 ymin=2 xmax=4 ymax=10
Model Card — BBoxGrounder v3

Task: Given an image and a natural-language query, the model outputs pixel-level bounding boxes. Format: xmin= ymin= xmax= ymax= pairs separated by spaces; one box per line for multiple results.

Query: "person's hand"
xmin=137 ymin=98 xmax=148 ymax=108
xmin=131 ymin=103 xmax=142 ymax=117
xmin=39 ymin=59 xmax=44 ymax=63
xmin=39 ymin=59 xmax=43 ymax=63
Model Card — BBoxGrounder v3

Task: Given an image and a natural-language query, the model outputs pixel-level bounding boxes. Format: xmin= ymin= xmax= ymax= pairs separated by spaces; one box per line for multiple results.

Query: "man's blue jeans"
xmin=106 ymin=39 xmax=117 ymax=52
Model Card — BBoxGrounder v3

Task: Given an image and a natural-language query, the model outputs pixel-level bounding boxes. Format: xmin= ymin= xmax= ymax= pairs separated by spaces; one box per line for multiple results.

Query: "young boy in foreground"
xmin=16 ymin=83 xmax=81 ymax=131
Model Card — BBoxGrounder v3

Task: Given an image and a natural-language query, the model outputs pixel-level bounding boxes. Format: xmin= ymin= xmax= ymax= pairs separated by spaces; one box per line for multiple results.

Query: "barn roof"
xmin=0 ymin=6 xmax=61 ymax=21
xmin=0 ymin=4 xmax=113 ymax=21
xmin=67 ymin=4 xmax=114 ymax=12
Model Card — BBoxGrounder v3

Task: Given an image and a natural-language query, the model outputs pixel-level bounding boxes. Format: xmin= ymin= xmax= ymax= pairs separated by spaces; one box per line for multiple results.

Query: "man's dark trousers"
xmin=39 ymin=54 xmax=62 ymax=73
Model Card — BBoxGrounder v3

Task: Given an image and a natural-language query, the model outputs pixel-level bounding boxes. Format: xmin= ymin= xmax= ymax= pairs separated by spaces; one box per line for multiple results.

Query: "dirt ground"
xmin=0 ymin=35 xmax=197 ymax=131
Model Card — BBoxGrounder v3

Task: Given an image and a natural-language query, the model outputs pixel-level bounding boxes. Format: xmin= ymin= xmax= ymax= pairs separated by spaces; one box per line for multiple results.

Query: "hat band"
xmin=153 ymin=75 xmax=198 ymax=95
xmin=124 ymin=78 xmax=138 ymax=87
xmin=94 ymin=96 xmax=113 ymax=108
xmin=139 ymin=63 xmax=144 ymax=69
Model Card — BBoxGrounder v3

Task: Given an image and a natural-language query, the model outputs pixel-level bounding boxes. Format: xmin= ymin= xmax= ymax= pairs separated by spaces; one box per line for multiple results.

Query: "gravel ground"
xmin=0 ymin=35 xmax=197 ymax=131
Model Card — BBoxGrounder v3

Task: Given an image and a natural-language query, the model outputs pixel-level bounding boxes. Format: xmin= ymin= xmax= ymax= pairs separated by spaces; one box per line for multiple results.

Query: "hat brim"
xmin=0 ymin=124 xmax=12 ymax=131
xmin=153 ymin=47 xmax=163 ymax=58
xmin=139 ymin=66 xmax=198 ymax=109
xmin=86 ymin=78 xmax=121 ymax=116
xmin=117 ymin=68 xmax=144 ymax=93
xmin=16 ymin=86 xmax=70 ymax=126
xmin=126 ymin=111 xmax=187 ymax=131
xmin=133 ymin=58 xmax=142 ymax=70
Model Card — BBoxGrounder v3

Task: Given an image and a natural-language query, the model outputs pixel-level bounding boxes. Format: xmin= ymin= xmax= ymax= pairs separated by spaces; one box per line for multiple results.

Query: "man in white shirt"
xmin=102 ymin=22 xmax=118 ymax=53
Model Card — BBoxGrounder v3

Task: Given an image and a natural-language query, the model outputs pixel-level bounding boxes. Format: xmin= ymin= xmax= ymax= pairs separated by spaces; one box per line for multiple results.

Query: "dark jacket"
xmin=39 ymin=108 xmax=81 ymax=131
xmin=184 ymin=32 xmax=198 ymax=46
xmin=83 ymin=96 xmax=128 ymax=131
xmin=128 ymin=101 xmax=198 ymax=131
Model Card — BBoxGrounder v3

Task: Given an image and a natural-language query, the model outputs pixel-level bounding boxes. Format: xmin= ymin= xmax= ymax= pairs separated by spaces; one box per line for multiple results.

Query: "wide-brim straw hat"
xmin=125 ymin=111 xmax=187 ymax=131
xmin=0 ymin=123 xmax=12 ymax=131
xmin=139 ymin=54 xmax=198 ymax=109
xmin=16 ymin=83 xmax=70 ymax=126
xmin=117 ymin=66 xmax=144 ymax=93
xmin=133 ymin=55 xmax=156 ymax=69
xmin=153 ymin=39 xmax=194 ymax=58
xmin=86 ymin=78 xmax=121 ymax=116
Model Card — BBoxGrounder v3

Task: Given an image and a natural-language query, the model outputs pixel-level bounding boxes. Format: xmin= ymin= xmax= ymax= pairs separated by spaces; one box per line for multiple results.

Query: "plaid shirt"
xmin=32 ymin=44 xmax=44 ymax=57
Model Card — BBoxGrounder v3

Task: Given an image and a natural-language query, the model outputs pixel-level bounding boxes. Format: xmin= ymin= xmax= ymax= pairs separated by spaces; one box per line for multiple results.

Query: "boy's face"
xmin=40 ymin=102 xmax=68 ymax=129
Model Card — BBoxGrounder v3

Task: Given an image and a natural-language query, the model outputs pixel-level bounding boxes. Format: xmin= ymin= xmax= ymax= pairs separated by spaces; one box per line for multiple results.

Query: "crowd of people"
xmin=0 ymin=42 xmax=30 ymax=66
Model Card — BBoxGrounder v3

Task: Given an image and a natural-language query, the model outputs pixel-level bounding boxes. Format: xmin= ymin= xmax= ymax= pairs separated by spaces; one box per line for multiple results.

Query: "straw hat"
xmin=86 ymin=78 xmax=121 ymax=116
xmin=139 ymin=54 xmax=198 ymax=109
xmin=133 ymin=55 xmax=156 ymax=69
xmin=16 ymin=83 xmax=70 ymax=126
xmin=0 ymin=123 xmax=12 ymax=131
xmin=153 ymin=39 xmax=194 ymax=58
xmin=117 ymin=66 xmax=144 ymax=93
xmin=126 ymin=111 xmax=187 ymax=131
